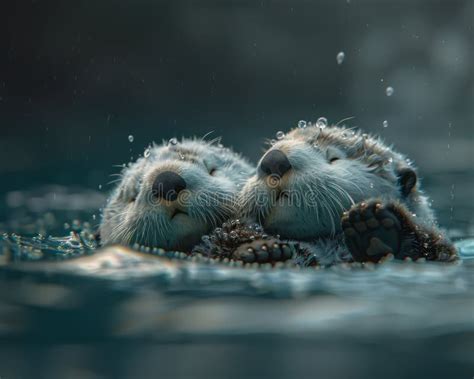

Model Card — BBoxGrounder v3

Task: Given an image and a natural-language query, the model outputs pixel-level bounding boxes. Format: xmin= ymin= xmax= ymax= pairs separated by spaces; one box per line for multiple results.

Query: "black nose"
xmin=152 ymin=171 xmax=187 ymax=201
xmin=259 ymin=149 xmax=292 ymax=178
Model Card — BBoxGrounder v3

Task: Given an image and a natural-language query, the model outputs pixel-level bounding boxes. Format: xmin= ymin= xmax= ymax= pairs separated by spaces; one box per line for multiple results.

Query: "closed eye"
xmin=326 ymin=146 xmax=345 ymax=164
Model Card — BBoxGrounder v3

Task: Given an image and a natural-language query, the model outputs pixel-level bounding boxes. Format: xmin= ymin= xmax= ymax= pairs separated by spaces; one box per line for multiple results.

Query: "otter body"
xmin=100 ymin=138 xmax=253 ymax=251
xmin=200 ymin=124 xmax=457 ymax=266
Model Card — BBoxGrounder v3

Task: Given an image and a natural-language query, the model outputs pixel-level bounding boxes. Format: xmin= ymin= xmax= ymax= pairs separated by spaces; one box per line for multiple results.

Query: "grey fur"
xmin=100 ymin=138 xmax=254 ymax=251
xmin=238 ymin=125 xmax=437 ymax=265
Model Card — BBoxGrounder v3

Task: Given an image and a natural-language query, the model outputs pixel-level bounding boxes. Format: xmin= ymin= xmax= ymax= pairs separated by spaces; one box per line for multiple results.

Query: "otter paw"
xmin=342 ymin=201 xmax=402 ymax=263
xmin=232 ymin=238 xmax=294 ymax=264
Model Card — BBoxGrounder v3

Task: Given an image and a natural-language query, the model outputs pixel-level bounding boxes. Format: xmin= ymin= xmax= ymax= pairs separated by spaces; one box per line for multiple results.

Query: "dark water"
xmin=0 ymin=174 xmax=473 ymax=379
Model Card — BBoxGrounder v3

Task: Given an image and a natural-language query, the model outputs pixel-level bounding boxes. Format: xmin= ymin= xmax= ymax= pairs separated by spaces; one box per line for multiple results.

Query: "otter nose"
xmin=152 ymin=171 xmax=187 ymax=201
xmin=259 ymin=149 xmax=292 ymax=178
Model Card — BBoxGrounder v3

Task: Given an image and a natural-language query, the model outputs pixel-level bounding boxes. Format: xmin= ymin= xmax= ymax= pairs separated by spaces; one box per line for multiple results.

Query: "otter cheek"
xmin=172 ymin=218 xmax=209 ymax=249
xmin=264 ymin=206 xmax=298 ymax=237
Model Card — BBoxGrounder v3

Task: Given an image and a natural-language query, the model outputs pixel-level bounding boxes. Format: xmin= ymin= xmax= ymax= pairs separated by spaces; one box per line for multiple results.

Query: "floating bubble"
xmin=168 ymin=138 xmax=178 ymax=146
xmin=98 ymin=184 xmax=102 ymax=190
xmin=386 ymin=86 xmax=394 ymax=96
xmin=298 ymin=120 xmax=307 ymax=129
xmin=144 ymin=148 xmax=151 ymax=158
xmin=316 ymin=117 xmax=328 ymax=129
xmin=128 ymin=135 xmax=134 ymax=143
xmin=276 ymin=131 xmax=285 ymax=140
xmin=336 ymin=51 xmax=345 ymax=65
xmin=270 ymin=139 xmax=276 ymax=145
xmin=383 ymin=120 xmax=389 ymax=128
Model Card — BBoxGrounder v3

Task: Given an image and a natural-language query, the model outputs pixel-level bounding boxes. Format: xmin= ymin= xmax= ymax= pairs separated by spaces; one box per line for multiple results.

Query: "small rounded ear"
xmin=398 ymin=168 xmax=417 ymax=197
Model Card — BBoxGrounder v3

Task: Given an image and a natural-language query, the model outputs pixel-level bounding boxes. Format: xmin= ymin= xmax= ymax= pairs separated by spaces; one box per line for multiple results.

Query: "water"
xmin=336 ymin=51 xmax=345 ymax=65
xmin=0 ymin=179 xmax=473 ymax=378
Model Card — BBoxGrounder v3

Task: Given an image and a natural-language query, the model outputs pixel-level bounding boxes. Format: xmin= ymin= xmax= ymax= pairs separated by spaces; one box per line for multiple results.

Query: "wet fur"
xmin=100 ymin=139 xmax=254 ymax=251
xmin=207 ymin=125 xmax=457 ymax=266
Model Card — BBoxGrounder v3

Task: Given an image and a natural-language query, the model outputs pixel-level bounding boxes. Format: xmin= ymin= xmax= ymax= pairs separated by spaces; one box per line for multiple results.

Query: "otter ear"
xmin=397 ymin=168 xmax=417 ymax=197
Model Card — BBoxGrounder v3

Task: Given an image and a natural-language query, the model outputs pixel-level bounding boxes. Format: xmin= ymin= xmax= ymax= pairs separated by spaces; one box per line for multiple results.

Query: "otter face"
xmin=100 ymin=139 xmax=253 ymax=251
xmin=239 ymin=125 xmax=416 ymax=240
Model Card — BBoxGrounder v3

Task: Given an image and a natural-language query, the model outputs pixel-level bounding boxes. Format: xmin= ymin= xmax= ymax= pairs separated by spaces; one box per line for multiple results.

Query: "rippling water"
xmin=0 ymin=185 xmax=473 ymax=378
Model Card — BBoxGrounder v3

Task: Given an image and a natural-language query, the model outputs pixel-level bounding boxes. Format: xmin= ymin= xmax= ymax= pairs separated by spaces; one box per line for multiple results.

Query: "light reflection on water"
xmin=0 ymin=186 xmax=473 ymax=378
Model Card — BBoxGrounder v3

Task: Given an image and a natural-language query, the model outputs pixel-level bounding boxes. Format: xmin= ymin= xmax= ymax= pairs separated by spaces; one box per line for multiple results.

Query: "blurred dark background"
xmin=0 ymin=0 xmax=473 ymax=225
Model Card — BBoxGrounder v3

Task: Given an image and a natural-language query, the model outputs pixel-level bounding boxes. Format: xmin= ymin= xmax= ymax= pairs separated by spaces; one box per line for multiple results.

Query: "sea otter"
xmin=199 ymin=122 xmax=457 ymax=266
xmin=99 ymin=138 xmax=253 ymax=251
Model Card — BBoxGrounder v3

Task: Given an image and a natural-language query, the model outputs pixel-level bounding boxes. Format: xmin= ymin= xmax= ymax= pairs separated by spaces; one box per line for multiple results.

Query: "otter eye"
xmin=129 ymin=197 xmax=136 ymax=203
xmin=326 ymin=147 xmax=344 ymax=164
xmin=209 ymin=168 xmax=217 ymax=176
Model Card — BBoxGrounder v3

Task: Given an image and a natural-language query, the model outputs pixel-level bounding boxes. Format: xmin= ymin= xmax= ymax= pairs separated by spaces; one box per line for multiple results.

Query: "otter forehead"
xmin=122 ymin=139 xmax=253 ymax=181
xmin=269 ymin=125 xmax=414 ymax=178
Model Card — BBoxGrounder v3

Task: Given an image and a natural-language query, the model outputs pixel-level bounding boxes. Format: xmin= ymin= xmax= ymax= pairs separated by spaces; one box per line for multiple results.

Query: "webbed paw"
xmin=232 ymin=238 xmax=294 ymax=264
xmin=342 ymin=200 xmax=403 ymax=263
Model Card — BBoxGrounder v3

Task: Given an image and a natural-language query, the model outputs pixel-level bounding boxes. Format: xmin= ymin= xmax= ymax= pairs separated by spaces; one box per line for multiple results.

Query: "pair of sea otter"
xmin=99 ymin=123 xmax=457 ymax=266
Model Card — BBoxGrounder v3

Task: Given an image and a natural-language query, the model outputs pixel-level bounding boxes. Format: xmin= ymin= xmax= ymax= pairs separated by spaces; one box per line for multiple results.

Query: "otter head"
xmin=239 ymin=125 xmax=417 ymax=240
xmin=100 ymin=138 xmax=253 ymax=251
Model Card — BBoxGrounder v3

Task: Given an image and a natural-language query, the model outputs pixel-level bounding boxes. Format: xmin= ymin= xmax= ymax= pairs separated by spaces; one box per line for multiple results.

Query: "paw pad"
xmin=232 ymin=238 xmax=294 ymax=264
xmin=342 ymin=201 xmax=401 ymax=262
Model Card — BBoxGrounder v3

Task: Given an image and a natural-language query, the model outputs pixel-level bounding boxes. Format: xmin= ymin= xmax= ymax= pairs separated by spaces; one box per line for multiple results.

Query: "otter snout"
xmin=152 ymin=171 xmax=187 ymax=201
xmin=259 ymin=149 xmax=292 ymax=178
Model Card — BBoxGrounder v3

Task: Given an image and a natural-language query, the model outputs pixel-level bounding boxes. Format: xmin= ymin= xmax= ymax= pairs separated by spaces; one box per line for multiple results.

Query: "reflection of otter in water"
xmin=100 ymin=139 xmax=253 ymax=251
xmin=201 ymin=124 xmax=457 ymax=266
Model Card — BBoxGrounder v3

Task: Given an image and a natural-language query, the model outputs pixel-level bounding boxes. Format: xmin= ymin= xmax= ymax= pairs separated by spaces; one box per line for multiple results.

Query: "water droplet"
xmin=168 ymin=138 xmax=178 ymax=146
xmin=336 ymin=51 xmax=345 ymax=65
xmin=276 ymin=131 xmax=285 ymax=140
xmin=128 ymin=135 xmax=134 ymax=143
xmin=92 ymin=214 xmax=96 ymax=220
xmin=386 ymin=86 xmax=394 ymax=96
xmin=388 ymin=157 xmax=393 ymax=163
xmin=383 ymin=120 xmax=388 ymax=128
xmin=98 ymin=184 xmax=102 ymax=190
xmin=144 ymin=148 xmax=151 ymax=158
xmin=316 ymin=117 xmax=328 ymax=129
xmin=370 ymin=183 xmax=374 ymax=188
xmin=298 ymin=120 xmax=307 ymax=129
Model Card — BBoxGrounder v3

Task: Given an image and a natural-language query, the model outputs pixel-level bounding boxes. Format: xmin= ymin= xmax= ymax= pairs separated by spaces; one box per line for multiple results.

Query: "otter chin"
xmin=100 ymin=138 xmax=253 ymax=251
